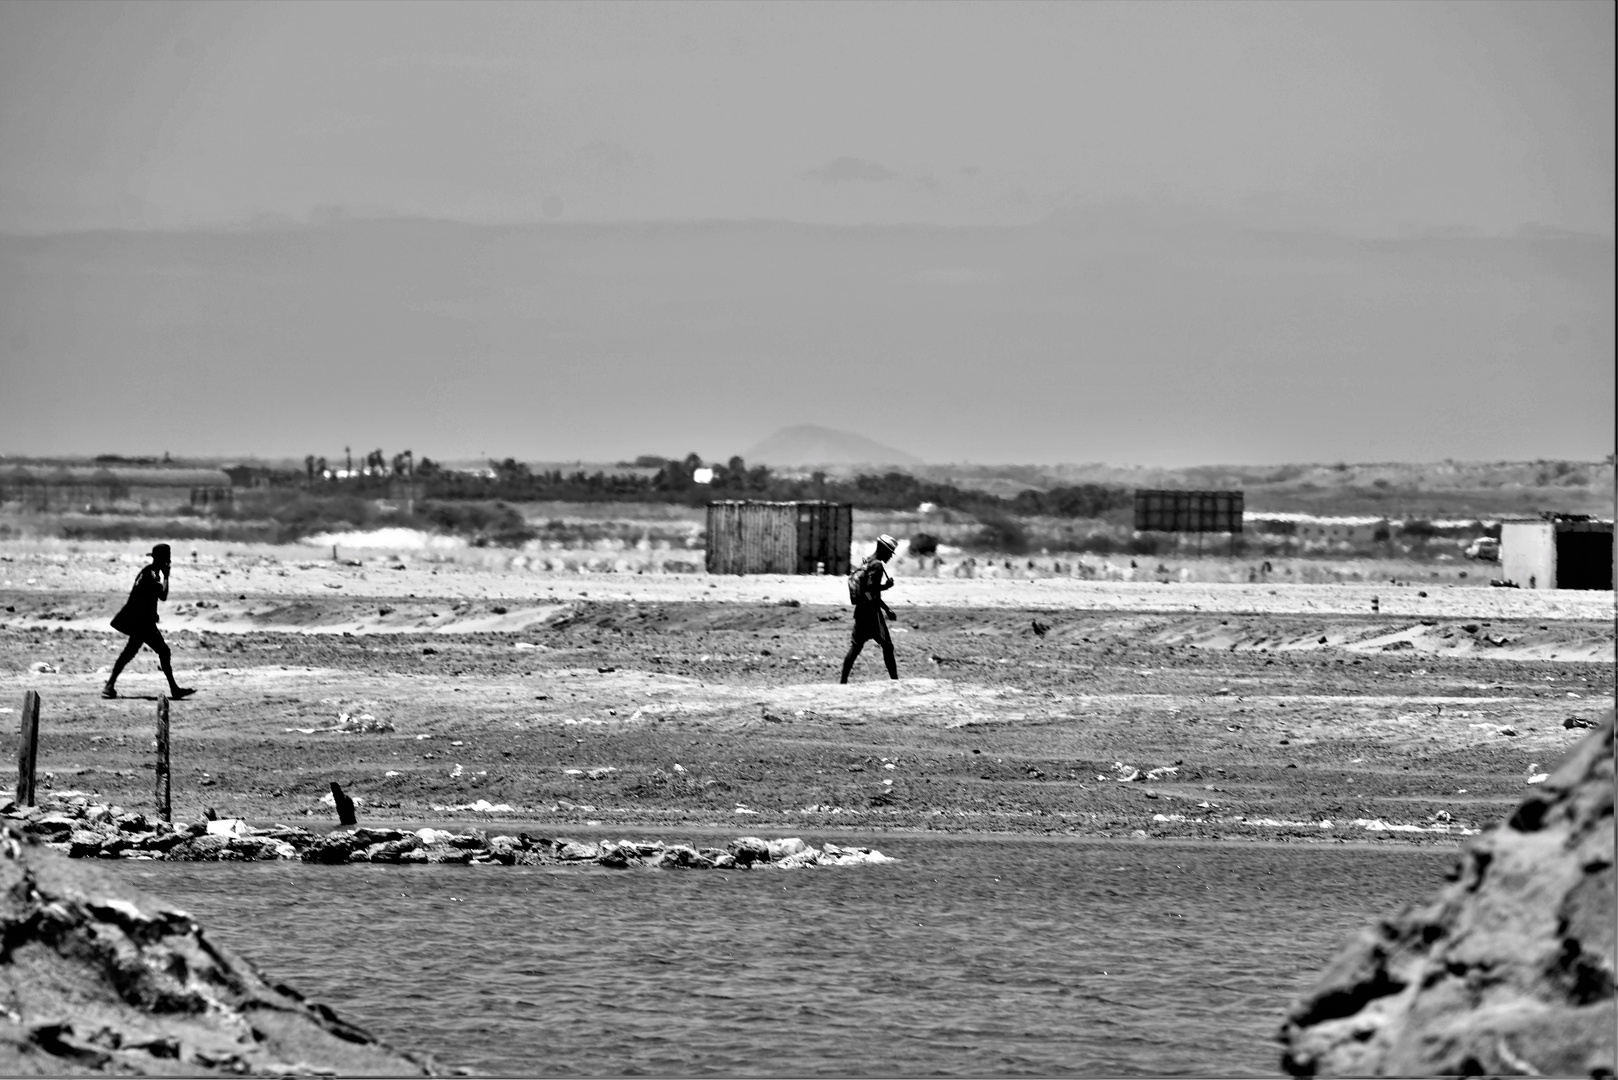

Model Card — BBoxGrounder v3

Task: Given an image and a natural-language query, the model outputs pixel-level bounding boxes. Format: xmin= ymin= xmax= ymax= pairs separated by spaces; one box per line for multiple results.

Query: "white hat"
xmin=877 ymin=534 xmax=898 ymax=553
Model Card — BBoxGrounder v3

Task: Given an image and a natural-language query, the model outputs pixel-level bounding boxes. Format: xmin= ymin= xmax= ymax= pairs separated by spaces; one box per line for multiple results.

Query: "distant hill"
xmin=747 ymin=425 xmax=922 ymax=469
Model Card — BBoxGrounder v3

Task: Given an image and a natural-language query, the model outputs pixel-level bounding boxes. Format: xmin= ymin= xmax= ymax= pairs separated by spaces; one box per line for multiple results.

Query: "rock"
xmin=364 ymin=837 xmax=421 ymax=864
xmin=115 ymin=812 xmax=151 ymax=833
xmin=482 ymin=837 xmax=520 ymax=865
xmin=166 ymin=834 xmax=229 ymax=862
xmin=557 ymin=841 xmax=600 ymax=861
xmin=595 ymin=846 xmax=635 ymax=869
xmin=135 ymin=830 xmax=189 ymax=854
xmin=1279 ymin=710 xmax=1616 ymax=1077
xmin=766 ymin=837 xmax=811 ymax=860
xmin=658 ymin=845 xmax=714 ymax=870
xmin=728 ymin=837 xmax=771 ymax=866
xmin=96 ymin=836 xmax=130 ymax=859
xmin=0 ymin=824 xmax=432 ymax=1075
xmin=426 ymin=849 xmax=474 ymax=865
xmin=205 ymin=818 xmax=251 ymax=838
xmin=21 ymin=816 xmax=76 ymax=842
xmin=302 ymin=833 xmax=365 ymax=865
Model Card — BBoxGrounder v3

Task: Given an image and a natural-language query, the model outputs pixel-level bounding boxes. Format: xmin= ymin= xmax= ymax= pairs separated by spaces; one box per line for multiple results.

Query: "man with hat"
xmin=103 ymin=543 xmax=194 ymax=700
xmin=840 ymin=534 xmax=900 ymax=683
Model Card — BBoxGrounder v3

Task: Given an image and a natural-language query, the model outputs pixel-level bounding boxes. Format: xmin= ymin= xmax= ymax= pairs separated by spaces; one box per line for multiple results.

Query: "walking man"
xmin=840 ymin=534 xmax=900 ymax=683
xmin=103 ymin=543 xmax=194 ymax=700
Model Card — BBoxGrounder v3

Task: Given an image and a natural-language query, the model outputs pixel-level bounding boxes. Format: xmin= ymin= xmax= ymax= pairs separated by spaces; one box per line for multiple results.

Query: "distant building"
xmin=706 ymin=501 xmax=852 ymax=575
xmin=0 ymin=466 xmax=233 ymax=514
xmin=1499 ymin=516 xmax=1614 ymax=590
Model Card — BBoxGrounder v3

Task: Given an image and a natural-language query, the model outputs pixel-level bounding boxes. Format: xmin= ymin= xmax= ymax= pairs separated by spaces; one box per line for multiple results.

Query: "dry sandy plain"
xmin=0 ymin=542 xmax=1611 ymax=848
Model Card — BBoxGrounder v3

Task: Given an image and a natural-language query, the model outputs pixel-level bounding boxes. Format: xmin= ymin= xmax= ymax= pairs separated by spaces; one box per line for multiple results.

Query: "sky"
xmin=0 ymin=1 xmax=1613 ymax=465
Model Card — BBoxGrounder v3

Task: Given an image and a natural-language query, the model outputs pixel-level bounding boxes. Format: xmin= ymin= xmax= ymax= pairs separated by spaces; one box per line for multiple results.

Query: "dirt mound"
xmin=0 ymin=826 xmax=432 ymax=1076
xmin=1278 ymin=710 xmax=1615 ymax=1076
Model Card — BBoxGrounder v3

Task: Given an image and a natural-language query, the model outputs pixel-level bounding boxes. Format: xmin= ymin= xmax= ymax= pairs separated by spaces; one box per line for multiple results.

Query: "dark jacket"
xmin=111 ymin=565 xmax=167 ymax=634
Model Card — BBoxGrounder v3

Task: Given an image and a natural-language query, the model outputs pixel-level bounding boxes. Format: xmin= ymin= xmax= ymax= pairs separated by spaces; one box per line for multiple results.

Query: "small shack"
xmin=706 ymin=501 xmax=852 ymax=576
xmin=1500 ymin=516 xmax=1614 ymax=590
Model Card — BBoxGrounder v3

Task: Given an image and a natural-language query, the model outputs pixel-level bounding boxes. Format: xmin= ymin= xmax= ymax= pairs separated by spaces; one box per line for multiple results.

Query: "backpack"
xmin=846 ymin=559 xmax=867 ymax=605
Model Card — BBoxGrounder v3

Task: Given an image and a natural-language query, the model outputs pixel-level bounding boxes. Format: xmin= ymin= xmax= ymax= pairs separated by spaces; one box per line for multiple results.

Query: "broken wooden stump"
xmin=154 ymin=696 xmax=171 ymax=823
xmin=14 ymin=691 xmax=39 ymax=808
xmin=330 ymin=782 xmax=357 ymax=826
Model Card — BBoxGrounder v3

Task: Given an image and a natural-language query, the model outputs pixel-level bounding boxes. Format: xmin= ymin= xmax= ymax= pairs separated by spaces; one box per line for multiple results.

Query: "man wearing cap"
xmin=102 ymin=543 xmax=194 ymax=700
xmin=840 ymin=534 xmax=900 ymax=683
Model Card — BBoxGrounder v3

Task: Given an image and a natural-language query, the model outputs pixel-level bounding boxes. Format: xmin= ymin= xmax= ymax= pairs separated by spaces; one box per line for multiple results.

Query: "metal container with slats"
xmin=705 ymin=501 xmax=852 ymax=576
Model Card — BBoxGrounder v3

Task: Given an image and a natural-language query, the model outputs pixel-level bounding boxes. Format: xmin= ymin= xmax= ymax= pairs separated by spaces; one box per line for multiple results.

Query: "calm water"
xmin=106 ymin=835 xmax=1455 ymax=1077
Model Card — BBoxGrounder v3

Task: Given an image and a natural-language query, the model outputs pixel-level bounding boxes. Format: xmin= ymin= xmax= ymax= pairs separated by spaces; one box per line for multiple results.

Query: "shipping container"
xmin=706 ymin=501 xmax=852 ymax=575
xmin=1500 ymin=517 xmax=1614 ymax=590
xmin=1134 ymin=490 xmax=1245 ymax=533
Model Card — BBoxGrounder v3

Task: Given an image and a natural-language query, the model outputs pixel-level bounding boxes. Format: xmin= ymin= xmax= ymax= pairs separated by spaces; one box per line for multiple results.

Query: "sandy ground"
xmin=1 ymin=544 xmax=1611 ymax=847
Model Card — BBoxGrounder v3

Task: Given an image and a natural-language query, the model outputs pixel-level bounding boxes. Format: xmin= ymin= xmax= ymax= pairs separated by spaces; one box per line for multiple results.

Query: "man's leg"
xmin=840 ymin=635 xmax=866 ymax=684
xmin=879 ymin=637 xmax=898 ymax=680
xmin=103 ymin=634 xmax=144 ymax=696
xmin=149 ymin=630 xmax=193 ymax=698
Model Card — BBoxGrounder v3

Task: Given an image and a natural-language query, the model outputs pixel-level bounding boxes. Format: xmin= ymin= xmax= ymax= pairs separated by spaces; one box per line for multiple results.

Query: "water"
xmin=106 ymin=836 xmax=1456 ymax=1076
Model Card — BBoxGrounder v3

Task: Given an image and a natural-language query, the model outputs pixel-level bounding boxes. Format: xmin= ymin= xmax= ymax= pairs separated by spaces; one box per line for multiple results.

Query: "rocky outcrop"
xmin=0 ymin=825 xmax=432 ymax=1076
xmin=1279 ymin=711 xmax=1615 ymax=1077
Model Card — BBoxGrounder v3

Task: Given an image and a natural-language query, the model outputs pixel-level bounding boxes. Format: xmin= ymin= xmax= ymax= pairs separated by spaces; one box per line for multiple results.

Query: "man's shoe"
xmin=100 ymin=685 xmax=118 ymax=699
xmin=169 ymin=688 xmax=196 ymax=700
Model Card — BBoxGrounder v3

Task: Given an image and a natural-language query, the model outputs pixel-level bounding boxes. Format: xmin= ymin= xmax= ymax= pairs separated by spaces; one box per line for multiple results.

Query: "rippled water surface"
xmin=107 ymin=836 xmax=1455 ymax=1076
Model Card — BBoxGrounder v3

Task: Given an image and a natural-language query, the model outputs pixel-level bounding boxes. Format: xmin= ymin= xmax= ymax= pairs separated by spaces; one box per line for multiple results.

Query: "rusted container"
xmin=706 ymin=501 xmax=852 ymax=575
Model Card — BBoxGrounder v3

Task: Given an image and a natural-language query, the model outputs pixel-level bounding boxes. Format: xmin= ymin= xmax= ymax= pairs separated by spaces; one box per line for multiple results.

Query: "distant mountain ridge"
xmin=746 ymin=425 xmax=921 ymax=468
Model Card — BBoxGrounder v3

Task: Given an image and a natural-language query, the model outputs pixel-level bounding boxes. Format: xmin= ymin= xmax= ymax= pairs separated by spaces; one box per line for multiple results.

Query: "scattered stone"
xmin=0 ymin=798 xmax=893 ymax=874
xmin=728 ymin=837 xmax=771 ymax=866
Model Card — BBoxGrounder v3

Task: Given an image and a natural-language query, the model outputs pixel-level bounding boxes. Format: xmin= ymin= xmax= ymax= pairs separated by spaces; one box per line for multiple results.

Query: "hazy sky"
xmin=2 ymin=0 xmax=1612 ymax=236
xmin=0 ymin=1 xmax=1613 ymax=466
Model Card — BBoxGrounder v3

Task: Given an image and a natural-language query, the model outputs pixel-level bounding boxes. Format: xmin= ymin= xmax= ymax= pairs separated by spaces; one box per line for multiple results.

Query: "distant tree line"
xmin=249 ymin=450 xmax=1132 ymax=520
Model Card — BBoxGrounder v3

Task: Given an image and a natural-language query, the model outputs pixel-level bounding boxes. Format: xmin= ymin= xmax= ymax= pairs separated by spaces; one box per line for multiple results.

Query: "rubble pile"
xmin=0 ymin=794 xmax=893 ymax=870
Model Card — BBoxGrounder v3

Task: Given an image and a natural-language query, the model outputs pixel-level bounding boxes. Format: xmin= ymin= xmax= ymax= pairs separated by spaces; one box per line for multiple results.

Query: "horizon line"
xmin=2 ymin=213 xmax=1612 ymax=245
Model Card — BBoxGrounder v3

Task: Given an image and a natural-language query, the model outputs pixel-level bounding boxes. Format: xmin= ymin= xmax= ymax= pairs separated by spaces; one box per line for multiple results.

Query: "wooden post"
xmin=155 ymin=696 xmax=171 ymax=823
xmin=330 ymin=782 xmax=357 ymax=826
xmin=15 ymin=691 xmax=40 ymax=807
